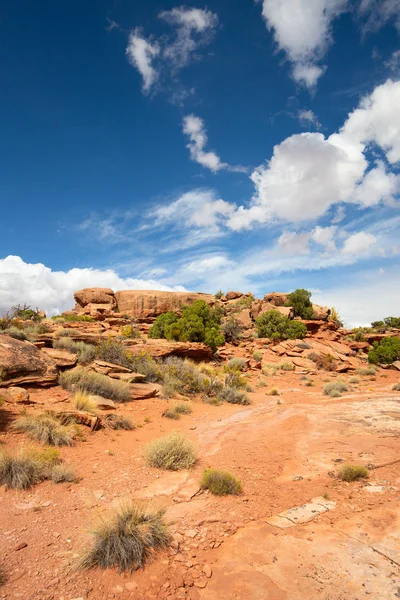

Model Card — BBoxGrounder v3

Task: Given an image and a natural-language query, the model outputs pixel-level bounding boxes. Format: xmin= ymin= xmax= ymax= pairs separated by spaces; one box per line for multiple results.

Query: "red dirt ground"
xmin=1 ymin=367 xmax=400 ymax=600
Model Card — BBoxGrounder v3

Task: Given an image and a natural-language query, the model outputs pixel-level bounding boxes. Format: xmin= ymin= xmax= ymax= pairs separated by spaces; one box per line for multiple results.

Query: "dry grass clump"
xmin=50 ymin=464 xmax=77 ymax=483
xmin=13 ymin=412 xmax=76 ymax=446
xmin=0 ymin=446 xmax=66 ymax=489
xmin=323 ymin=380 xmax=348 ymax=398
xmin=309 ymin=352 xmax=337 ymax=372
xmin=162 ymin=402 xmax=192 ymax=420
xmin=53 ymin=338 xmax=95 ymax=364
xmin=355 ymin=366 xmax=377 ymax=376
xmin=144 ymin=432 xmax=197 ymax=471
xmin=338 ymin=464 xmax=369 ymax=482
xmin=253 ymin=351 xmax=263 ymax=362
xmin=104 ymin=414 xmax=135 ymax=430
xmin=392 ymin=383 xmax=400 ymax=391
xmin=349 ymin=376 xmax=360 ymax=384
xmin=59 ymin=367 xmax=131 ymax=402
xmin=226 ymin=357 xmax=248 ymax=371
xmin=278 ymin=362 xmax=295 ymax=371
xmin=200 ymin=468 xmax=242 ymax=496
xmin=268 ymin=387 xmax=279 ymax=396
xmin=217 ymin=386 xmax=250 ymax=405
xmin=73 ymin=391 xmax=98 ymax=413
xmin=80 ymin=503 xmax=172 ymax=572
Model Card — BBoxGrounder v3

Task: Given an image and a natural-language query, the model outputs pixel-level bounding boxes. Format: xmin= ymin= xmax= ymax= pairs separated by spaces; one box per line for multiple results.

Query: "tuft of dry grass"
xmin=217 ymin=386 xmax=250 ymax=405
xmin=51 ymin=464 xmax=77 ymax=483
xmin=323 ymin=380 xmax=348 ymax=397
xmin=200 ymin=468 xmax=242 ymax=495
xmin=144 ymin=432 xmax=197 ymax=471
xmin=13 ymin=412 xmax=75 ymax=446
xmin=53 ymin=338 xmax=95 ymax=364
xmin=73 ymin=391 xmax=98 ymax=414
xmin=268 ymin=387 xmax=279 ymax=396
xmin=338 ymin=464 xmax=369 ymax=482
xmin=355 ymin=366 xmax=377 ymax=376
xmin=0 ymin=446 xmax=61 ymax=489
xmin=162 ymin=403 xmax=192 ymax=420
xmin=59 ymin=367 xmax=131 ymax=402
xmin=80 ymin=503 xmax=172 ymax=572
xmin=103 ymin=414 xmax=135 ymax=430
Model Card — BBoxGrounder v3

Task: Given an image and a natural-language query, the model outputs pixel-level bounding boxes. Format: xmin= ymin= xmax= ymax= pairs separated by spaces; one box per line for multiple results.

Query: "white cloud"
xmin=259 ymin=0 xmax=348 ymax=89
xmin=297 ymin=108 xmax=321 ymax=128
xmin=311 ymin=225 xmax=337 ymax=251
xmin=385 ymin=49 xmax=400 ymax=72
xmin=126 ymin=29 xmax=160 ymax=93
xmin=184 ymin=255 xmax=232 ymax=273
xmin=278 ymin=230 xmax=310 ymax=254
xmin=183 ymin=115 xmax=227 ymax=172
xmin=227 ymin=79 xmax=400 ymax=229
xmin=341 ymin=231 xmax=377 ymax=254
xmin=0 ymin=256 xmax=184 ymax=316
xmin=358 ymin=0 xmax=400 ymax=33
xmin=159 ymin=6 xmax=218 ymax=69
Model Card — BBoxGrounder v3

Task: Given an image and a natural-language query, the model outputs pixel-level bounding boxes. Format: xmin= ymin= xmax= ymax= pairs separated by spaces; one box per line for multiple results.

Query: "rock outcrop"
xmin=0 ymin=335 xmax=58 ymax=387
xmin=74 ymin=288 xmax=116 ymax=308
xmin=123 ymin=339 xmax=214 ymax=360
xmin=263 ymin=292 xmax=289 ymax=306
xmin=114 ymin=290 xmax=214 ymax=321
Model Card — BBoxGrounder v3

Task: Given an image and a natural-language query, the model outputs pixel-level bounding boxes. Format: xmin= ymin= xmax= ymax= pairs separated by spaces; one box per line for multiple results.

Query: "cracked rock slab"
xmin=266 ymin=496 xmax=336 ymax=528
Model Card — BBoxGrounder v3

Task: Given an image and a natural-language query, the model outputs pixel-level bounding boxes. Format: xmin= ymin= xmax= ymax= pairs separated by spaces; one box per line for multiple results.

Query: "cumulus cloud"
xmin=0 ymin=256 xmax=184 ymax=316
xmin=341 ymin=231 xmax=377 ymax=254
xmin=126 ymin=29 xmax=160 ymax=93
xmin=127 ymin=7 xmax=218 ymax=95
xmin=226 ymin=79 xmax=400 ymax=229
xmin=259 ymin=0 xmax=348 ymax=89
xmin=385 ymin=49 xmax=400 ymax=72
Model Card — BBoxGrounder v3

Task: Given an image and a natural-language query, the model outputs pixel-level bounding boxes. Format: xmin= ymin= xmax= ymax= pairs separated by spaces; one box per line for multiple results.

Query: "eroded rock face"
xmin=250 ymin=301 xmax=293 ymax=320
xmin=312 ymin=304 xmax=331 ymax=321
xmin=114 ymin=290 xmax=214 ymax=321
xmin=263 ymin=292 xmax=289 ymax=306
xmin=74 ymin=288 xmax=116 ymax=308
xmin=123 ymin=339 xmax=214 ymax=360
xmin=0 ymin=335 xmax=58 ymax=387
xmin=225 ymin=291 xmax=243 ymax=301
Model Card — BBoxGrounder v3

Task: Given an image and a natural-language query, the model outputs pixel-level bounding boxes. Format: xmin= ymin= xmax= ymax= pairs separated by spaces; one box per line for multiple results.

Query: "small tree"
xmin=368 ymin=337 xmax=400 ymax=364
xmin=286 ymin=289 xmax=313 ymax=319
xmin=148 ymin=312 xmax=178 ymax=339
xmin=215 ymin=290 xmax=223 ymax=299
xmin=256 ymin=310 xmax=307 ymax=340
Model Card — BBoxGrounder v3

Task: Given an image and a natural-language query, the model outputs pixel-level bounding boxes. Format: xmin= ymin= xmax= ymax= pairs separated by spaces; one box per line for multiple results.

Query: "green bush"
xmin=286 ymin=289 xmax=314 ymax=319
xmin=62 ymin=314 xmax=94 ymax=322
xmin=256 ymin=310 xmax=307 ymax=340
xmin=200 ymin=468 xmax=242 ymax=495
xmin=59 ymin=367 xmax=131 ymax=402
xmin=383 ymin=316 xmax=400 ymax=328
xmin=149 ymin=301 xmax=224 ymax=352
xmin=80 ymin=503 xmax=172 ymax=572
xmin=144 ymin=432 xmax=197 ymax=470
xmin=368 ymin=337 xmax=400 ymax=364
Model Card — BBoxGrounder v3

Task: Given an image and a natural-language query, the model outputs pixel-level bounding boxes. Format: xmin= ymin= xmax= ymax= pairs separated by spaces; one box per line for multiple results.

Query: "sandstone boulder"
xmin=263 ymin=292 xmax=289 ymax=306
xmin=0 ymin=336 xmax=58 ymax=387
xmin=225 ymin=291 xmax=243 ymax=301
xmin=311 ymin=304 xmax=331 ymax=321
xmin=251 ymin=301 xmax=293 ymax=320
xmin=0 ymin=386 xmax=32 ymax=404
xmin=123 ymin=339 xmax=214 ymax=361
xmin=41 ymin=347 xmax=77 ymax=367
xmin=114 ymin=290 xmax=214 ymax=321
xmin=74 ymin=288 xmax=116 ymax=308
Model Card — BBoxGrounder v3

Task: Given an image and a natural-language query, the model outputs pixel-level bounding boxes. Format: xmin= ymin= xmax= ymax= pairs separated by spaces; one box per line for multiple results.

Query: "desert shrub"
xmin=368 ymin=337 xmax=400 ymax=364
xmin=382 ymin=316 xmax=400 ymax=328
xmin=51 ymin=464 xmax=77 ymax=483
xmin=163 ymin=402 xmax=192 ymax=419
xmin=149 ymin=301 xmax=224 ymax=352
xmin=0 ymin=446 xmax=61 ymax=489
xmin=200 ymin=468 xmax=242 ymax=495
xmin=338 ymin=464 xmax=369 ymax=482
xmin=221 ymin=318 xmax=242 ymax=343
xmin=63 ymin=314 xmax=94 ymax=322
xmin=309 ymin=352 xmax=337 ymax=371
xmin=13 ymin=412 xmax=76 ymax=446
xmin=268 ymin=387 xmax=279 ymax=396
xmin=355 ymin=366 xmax=377 ymax=376
xmin=392 ymin=383 xmax=400 ymax=391
xmin=279 ymin=361 xmax=295 ymax=371
xmin=130 ymin=351 xmax=163 ymax=382
xmin=59 ymin=367 xmax=131 ymax=402
xmin=224 ymin=370 xmax=248 ymax=390
xmin=144 ymin=432 xmax=197 ymax=470
xmin=96 ymin=338 xmax=132 ymax=369
xmin=161 ymin=357 xmax=207 ymax=397
xmin=55 ymin=327 xmax=76 ymax=337
xmin=286 ymin=289 xmax=314 ymax=319
xmin=217 ymin=386 xmax=250 ymax=405
xmin=215 ymin=290 xmax=223 ymax=299
xmin=349 ymin=376 xmax=360 ymax=384
xmin=3 ymin=326 xmax=28 ymax=340
xmin=232 ymin=294 xmax=254 ymax=311
xmin=120 ymin=324 xmax=139 ymax=339
xmin=253 ymin=350 xmax=263 ymax=362
xmin=303 ymin=380 xmax=314 ymax=387
xmin=103 ymin=414 xmax=135 ymax=430
xmin=54 ymin=338 xmax=95 ymax=363
xmin=73 ymin=391 xmax=97 ymax=413
xmin=256 ymin=311 xmax=307 ymax=340
xmin=10 ymin=304 xmax=42 ymax=321
xmin=226 ymin=357 xmax=248 ymax=371
xmin=330 ymin=306 xmax=343 ymax=327
xmin=353 ymin=330 xmax=366 ymax=342
xmin=80 ymin=503 xmax=172 ymax=572
xmin=323 ymin=380 xmax=348 ymax=397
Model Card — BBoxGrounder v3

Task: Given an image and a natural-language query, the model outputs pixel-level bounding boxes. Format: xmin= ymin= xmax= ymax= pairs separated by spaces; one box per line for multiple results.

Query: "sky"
xmin=0 ymin=0 xmax=400 ymax=326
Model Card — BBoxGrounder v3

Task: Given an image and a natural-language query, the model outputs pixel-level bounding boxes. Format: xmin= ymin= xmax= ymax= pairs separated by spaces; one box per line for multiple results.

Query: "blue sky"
xmin=1 ymin=0 xmax=400 ymax=325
